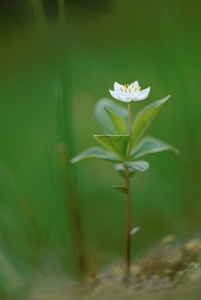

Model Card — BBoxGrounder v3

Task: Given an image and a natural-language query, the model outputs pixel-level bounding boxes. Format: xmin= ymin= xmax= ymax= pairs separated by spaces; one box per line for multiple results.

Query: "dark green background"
xmin=0 ymin=0 xmax=201 ymax=296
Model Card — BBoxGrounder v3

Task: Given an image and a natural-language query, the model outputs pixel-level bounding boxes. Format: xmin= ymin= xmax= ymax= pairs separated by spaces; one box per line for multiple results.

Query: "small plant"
xmin=71 ymin=81 xmax=179 ymax=281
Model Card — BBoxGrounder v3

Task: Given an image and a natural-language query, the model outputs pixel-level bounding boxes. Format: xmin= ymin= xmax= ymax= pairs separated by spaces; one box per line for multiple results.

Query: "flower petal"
xmin=114 ymin=82 xmax=122 ymax=92
xmin=130 ymin=89 xmax=140 ymax=99
xmin=128 ymin=81 xmax=139 ymax=90
xmin=134 ymin=81 xmax=139 ymax=89
xmin=134 ymin=87 xmax=151 ymax=101
xmin=109 ymin=90 xmax=119 ymax=100
xmin=118 ymin=95 xmax=130 ymax=102
xmin=110 ymin=89 xmax=129 ymax=102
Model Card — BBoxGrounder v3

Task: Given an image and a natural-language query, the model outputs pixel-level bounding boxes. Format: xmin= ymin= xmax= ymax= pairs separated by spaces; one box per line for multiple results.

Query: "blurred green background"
xmin=0 ymin=0 xmax=201 ymax=297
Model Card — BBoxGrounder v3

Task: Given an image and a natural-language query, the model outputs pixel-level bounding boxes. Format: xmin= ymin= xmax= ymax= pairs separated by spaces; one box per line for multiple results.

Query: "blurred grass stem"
xmin=30 ymin=0 xmax=87 ymax=277
xmin=57 ymin=0 xmax=87 ymax=276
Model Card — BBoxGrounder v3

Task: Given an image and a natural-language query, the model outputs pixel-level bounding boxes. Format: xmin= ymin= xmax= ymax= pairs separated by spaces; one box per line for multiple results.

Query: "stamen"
xmin=132 ymin=83 xmax=134 ymax=88
xmin=129 ymin=89 xmax=131 ymax=93
xmin=138 ymin=87 xmax=141 ymax=91
xmin=124 ymin=84 xmax=127 ymax=88
xmin=134 ymin=88 xmax=137 ymax=92
xmin=120 ymin=87 xmax=123 ymax=92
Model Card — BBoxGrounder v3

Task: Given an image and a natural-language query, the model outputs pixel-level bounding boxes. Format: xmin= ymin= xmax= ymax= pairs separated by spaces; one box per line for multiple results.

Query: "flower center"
xmin=120 ymin=83 xmax=141 ymax=94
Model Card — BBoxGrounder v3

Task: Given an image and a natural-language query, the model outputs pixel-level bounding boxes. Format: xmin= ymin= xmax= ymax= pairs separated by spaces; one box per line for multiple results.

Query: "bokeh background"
xmin=0 ymin=0 xmax=201 ymax=297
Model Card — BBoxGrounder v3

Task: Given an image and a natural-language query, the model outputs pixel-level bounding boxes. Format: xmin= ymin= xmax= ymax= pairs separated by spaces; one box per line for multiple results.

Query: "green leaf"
xmin=95 ymin=98 xmax=128 ymax=133
xmin=105 ymin=108 xmax=128 ymax=134
xmin=71 ymin=146 xmax=120 ymax=164
xmin=115 ymin=161 xmax=149 ymax=178
xmin=132 ymin=95 xmax=170 ymax=146
xmin=130 ymin=226 xmax=140 ymax=236
xmin=93 ymin=135 xmax=130 ymax=160
xmin=112 ymin=185 xmax=128 ymax=193
xmin=115 ymin=164 xmax=135 ymax=178
xmin=124 ymin=161 xmax=149 ymax=172
xmin=132 ymin=136 xmax=179 ymax=159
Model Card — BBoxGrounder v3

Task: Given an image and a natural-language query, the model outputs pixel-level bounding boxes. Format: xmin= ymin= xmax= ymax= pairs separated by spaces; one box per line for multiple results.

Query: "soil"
xmin=28 ymin=235 xmax=201 ymax=300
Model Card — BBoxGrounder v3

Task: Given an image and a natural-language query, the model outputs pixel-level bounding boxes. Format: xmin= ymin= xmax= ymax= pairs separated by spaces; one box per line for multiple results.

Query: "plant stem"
xmin=124 ymin=166 xmax=131 ymax=281
xmin=128 ymin=103 xmax=132 ymax=154
xmin=124 ymin=103 xmax=132 ymax=281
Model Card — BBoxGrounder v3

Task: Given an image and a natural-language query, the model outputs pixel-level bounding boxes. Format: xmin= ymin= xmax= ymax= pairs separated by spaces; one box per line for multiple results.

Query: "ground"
xmin=28 ymin=235 xmax=201 ymax=300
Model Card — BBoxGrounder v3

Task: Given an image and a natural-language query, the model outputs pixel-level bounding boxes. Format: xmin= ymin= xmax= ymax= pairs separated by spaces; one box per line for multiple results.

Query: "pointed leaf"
xmin=132 ymin=95 xmax=170 ymax=146
xmin=112 ymin=185 xmax=128 ymax=193
xmin=95 ymin=98 xmax=128 ymax=133
xmin=71 ymin=147 xmax=120 ymax=164
xmin=130 ymin=226 xmax=140 ymax=236
xmin=93 ymin=135 xmax=130 ymax=160
xmin=105 ymin=108 xmax=127 ymax=134
xmin=115 ymin=163 xmax=135 ymax=178
xmin=124 ymin=161 xmax=149 ymax=172
xmin=132 ymin=136 xmax=179 ymax=159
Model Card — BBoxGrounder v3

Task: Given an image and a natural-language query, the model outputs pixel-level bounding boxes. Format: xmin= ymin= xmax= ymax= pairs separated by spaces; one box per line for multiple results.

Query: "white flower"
xmin=109 ymin=81 xmax=150 ymax=103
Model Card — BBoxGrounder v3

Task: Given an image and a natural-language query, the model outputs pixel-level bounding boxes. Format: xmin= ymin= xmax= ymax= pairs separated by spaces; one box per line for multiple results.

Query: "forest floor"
xmin=28 ymin=235 xmax=201 ymax=300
